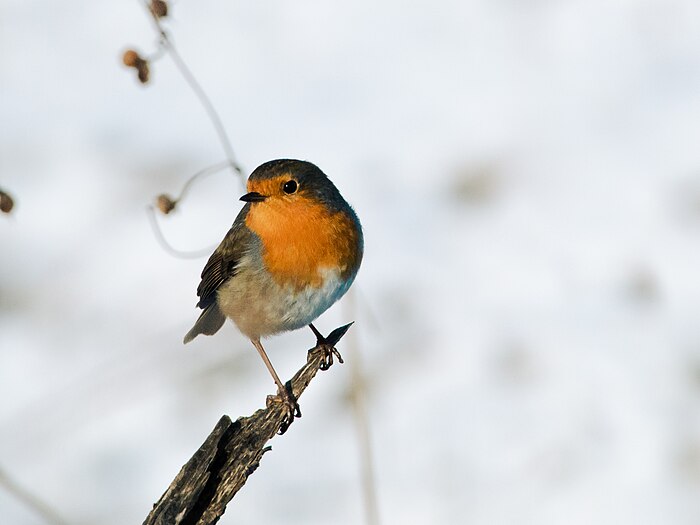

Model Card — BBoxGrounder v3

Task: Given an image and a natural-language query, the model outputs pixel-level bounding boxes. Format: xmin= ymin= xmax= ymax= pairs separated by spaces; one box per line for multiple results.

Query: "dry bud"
xmin=122 ymin=49 xmax=150 ymax=84
xmin=122 ymin=49 xmax=141 ymax=67
xmin=150 ymin=0 xmax=168 ymax=18
xmin=0 ymin=190 xmax=14 ymax=214
xmin=156 ymin=194 xmax=176 ymax=214
xmin=137 ymin=62 xmax=150 ymax=84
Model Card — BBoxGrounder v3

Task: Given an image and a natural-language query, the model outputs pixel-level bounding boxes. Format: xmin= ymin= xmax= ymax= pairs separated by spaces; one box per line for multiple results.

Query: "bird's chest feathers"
xmin=245 ymin=199 xmax=356 ymax=289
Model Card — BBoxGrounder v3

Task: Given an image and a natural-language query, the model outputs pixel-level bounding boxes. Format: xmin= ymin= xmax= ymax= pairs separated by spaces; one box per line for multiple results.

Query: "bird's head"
xmin=240 ymin=159 xmax=346 ymax=213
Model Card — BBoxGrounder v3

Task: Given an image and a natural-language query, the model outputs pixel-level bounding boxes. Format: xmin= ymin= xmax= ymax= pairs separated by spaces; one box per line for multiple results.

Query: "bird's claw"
xmin=318 ymin=344 xmax=344 ymax=371
xmin=267 ymin=381 xmax=301 ymax=435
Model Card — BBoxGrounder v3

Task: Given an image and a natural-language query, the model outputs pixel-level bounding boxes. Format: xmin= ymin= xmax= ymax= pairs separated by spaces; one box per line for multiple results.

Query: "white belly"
xmin=216 ymin=260 xmax=353 ymax=339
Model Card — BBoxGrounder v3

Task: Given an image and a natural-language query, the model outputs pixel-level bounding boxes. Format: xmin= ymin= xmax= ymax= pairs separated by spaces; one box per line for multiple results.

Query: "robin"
xmin=184 ymin=159 xmax=363 ymax=429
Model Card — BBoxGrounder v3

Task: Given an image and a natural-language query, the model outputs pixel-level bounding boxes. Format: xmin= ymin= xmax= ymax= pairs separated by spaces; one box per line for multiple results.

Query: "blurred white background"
xmin=2 ymin=0 xmax=700 ymax=524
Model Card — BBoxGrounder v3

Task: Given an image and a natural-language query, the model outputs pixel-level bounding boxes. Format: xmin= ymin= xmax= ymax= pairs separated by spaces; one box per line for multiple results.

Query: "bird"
xmin=184 ymin=159 xmax=363 ymax=430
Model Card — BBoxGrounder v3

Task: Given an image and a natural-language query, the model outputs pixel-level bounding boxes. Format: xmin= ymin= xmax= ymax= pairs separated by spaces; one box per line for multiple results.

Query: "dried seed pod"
xmin=0 ymin=190 xmax=14 ymax=214
xmin=122 ymin=49 xmax=141 ymax=67
xmin=150 ymin=0 xmax=168 ymax=18
xmin=156 ymin=194 xmax=176 ymax=214
xmin=122 ymin=49 xmax=151 ymax=84
xmin=137 ymin=62 xmax=150 ymax=84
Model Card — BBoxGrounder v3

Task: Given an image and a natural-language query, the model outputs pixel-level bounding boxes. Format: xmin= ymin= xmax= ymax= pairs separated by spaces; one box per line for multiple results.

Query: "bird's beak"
xmin=240 ymin=191 xmax=267 ymax=203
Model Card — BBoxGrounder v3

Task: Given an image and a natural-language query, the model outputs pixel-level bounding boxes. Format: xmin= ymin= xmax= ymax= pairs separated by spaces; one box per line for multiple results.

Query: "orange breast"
xmin=245 ymin=197 xmax=361 ymax=289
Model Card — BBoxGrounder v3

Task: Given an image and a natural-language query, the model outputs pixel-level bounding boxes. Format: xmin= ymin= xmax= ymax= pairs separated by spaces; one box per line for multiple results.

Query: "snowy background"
xmin=2 ymin=0 xmax=700 ymax=524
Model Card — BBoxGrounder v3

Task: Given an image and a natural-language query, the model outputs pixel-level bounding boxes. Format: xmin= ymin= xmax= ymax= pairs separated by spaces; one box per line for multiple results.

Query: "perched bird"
xmin=184 ymin=159 xmax=363 ymax=428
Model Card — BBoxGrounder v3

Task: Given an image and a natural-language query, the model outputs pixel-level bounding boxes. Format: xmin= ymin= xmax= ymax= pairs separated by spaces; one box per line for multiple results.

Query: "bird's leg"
xmin=251 ymin=338 xmax=300 ymax=434
xmin=308 ymin=322 xmax=353 ymax=371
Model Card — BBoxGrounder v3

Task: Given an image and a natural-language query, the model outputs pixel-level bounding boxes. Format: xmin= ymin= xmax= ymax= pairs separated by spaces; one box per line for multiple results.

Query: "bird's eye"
xmin=283 ymin=180 xmax=298 ymax=194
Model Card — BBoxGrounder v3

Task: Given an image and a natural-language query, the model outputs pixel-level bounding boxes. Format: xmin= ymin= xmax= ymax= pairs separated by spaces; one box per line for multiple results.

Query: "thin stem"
xmin=166 ymin=43 xmax=243 ymax=178
xmin=147 ymin=161 xmax=233 ymax=258
xmin=345 ymin=290 xmax=381 ymax=525
xmin=0 ymin=467 xmax=71 ymax=525
xmin=141 ymin=1 xmax=245 ymax=182
xmin=176 ymin=159 xmax=232 ymax=202
xmin=146 ymin=205 xmax=216 ymax=259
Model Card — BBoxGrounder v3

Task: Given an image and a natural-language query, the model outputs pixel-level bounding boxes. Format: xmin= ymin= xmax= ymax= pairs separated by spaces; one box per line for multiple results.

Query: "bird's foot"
xmin=267 ymin=381 xmax=301 ymax=435
xmin=318 ymin=343 xmax=343 ymax=371
xmin=309 ymin=322 xmax=354 ymax=371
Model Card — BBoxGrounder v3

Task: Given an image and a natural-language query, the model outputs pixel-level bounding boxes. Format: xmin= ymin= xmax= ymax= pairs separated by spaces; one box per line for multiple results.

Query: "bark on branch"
xmin=143 ymin=323 xmax=353 ymax=525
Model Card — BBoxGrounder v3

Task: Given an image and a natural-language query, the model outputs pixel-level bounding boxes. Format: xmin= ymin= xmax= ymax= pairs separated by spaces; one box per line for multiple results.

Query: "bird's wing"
xmin=196 ymin=205 xmax=253 ymax=310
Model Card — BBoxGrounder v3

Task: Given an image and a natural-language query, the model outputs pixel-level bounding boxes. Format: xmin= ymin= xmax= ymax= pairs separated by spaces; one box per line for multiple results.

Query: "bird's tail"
xmin=183 ymin=303 xmax=226 ymax=344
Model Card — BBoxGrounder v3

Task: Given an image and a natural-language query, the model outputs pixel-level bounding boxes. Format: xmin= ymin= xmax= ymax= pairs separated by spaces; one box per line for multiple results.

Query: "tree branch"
xmin=143 ymin=323 xmax=353 ymax=525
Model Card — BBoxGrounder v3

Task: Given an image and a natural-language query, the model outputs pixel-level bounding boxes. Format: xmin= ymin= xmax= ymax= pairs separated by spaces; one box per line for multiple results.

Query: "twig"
xmin=143 ymin=326 xmax=353 ymax=525
xmin=146 ymin=205 xmax=216 ymax=259
xmin=174 ymin=160 xmax=232 ymax=203
xmin=0 ymin=467 xmax=70 ymax=525
xmin=146 ymin=160 xmax=232 ymax=259
xmin=345 ymin=291 xmax=381 ymax=525
xmin=130 ymin=2 xmax=248 ymax=257
xmin=141 ymin=1 xmax=245 ymax=181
